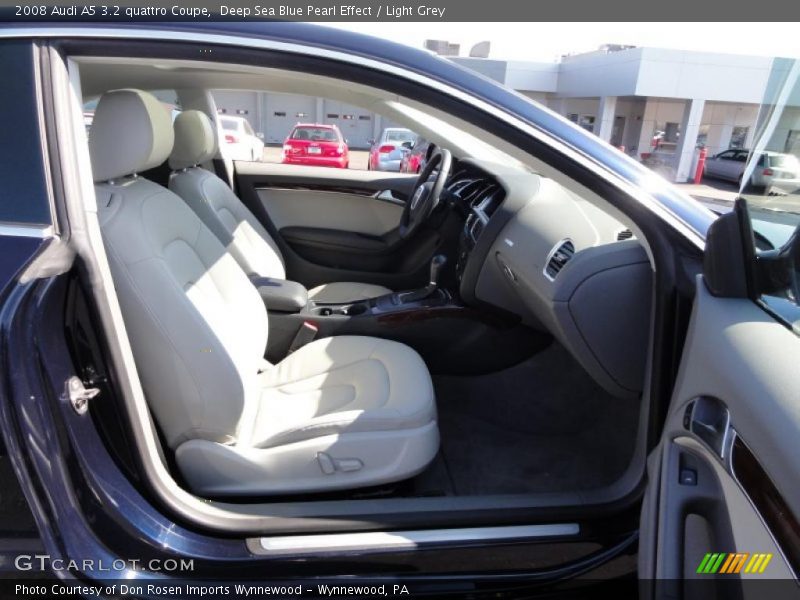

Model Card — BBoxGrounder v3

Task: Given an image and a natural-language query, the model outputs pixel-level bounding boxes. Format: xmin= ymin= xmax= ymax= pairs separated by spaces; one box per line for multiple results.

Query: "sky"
xmin=326 ymin=22 xmax=800 ymax=62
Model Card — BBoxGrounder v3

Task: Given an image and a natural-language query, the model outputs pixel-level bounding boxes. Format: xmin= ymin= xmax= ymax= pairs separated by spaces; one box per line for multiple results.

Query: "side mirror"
xmin=344 ymin=139 xmax=349 ymax=145
xmin=401 ymin=141 xmax=414 ymax=149
xmin=703 ymin=201 xmax=751 ymax=298
xmin=256 ymin=132 xmax=265 ymax=139
xmin=368 ymin=139 xmax=375 ymax=145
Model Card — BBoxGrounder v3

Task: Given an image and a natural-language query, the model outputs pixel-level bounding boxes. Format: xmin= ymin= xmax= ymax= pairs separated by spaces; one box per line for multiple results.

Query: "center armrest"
xmin=250 ymin=277 xmax=309 ymax=313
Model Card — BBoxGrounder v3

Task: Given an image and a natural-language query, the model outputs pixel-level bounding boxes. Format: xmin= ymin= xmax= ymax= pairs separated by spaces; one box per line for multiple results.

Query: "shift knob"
xmin=429 ymin=254 xmax=447 ymax=286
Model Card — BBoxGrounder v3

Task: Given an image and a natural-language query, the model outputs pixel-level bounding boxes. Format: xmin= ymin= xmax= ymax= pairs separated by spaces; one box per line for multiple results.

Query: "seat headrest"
xmin=89 ymin=89 xmax=174 ymax=183
xmin=169 ymin=110 xmax=219 ymax=171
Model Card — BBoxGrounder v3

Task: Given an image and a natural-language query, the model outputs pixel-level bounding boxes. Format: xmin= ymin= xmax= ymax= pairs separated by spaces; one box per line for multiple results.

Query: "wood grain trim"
xmin=731 ymin=435 xmax=800 ymax=578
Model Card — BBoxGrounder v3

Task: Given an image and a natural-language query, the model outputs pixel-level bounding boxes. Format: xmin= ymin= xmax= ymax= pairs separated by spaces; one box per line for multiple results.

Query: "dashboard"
xmin=448 ymin=158 xmax=653 ymax=400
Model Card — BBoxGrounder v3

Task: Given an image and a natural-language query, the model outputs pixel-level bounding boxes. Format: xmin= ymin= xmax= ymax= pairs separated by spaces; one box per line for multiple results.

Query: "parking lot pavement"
xmin=675 ymin=177 xmax=739 ymax=213
xmin=261 ymin=146 xmax=370 ymax=170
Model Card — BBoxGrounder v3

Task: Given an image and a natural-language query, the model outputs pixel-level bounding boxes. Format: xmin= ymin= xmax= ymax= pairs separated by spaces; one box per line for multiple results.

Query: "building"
xmin=211 ymin=43 xmax=798 ymax=181
xmin=212 ymin=90 xmax=403 ymax=149
xmin=451 ymin=45 xmax=782 ymax=181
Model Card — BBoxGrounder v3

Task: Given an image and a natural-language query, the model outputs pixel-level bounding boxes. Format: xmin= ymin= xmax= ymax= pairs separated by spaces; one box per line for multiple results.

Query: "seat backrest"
xmin=169 ymin=111 xmax=285 ymax=279
xmin=90 ymin=90 xmax=268 ymax=448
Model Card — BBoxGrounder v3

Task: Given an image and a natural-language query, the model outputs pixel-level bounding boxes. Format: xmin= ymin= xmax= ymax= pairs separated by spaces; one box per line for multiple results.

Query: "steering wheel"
xmin=399 ymin=148 xmax=452 ymax=237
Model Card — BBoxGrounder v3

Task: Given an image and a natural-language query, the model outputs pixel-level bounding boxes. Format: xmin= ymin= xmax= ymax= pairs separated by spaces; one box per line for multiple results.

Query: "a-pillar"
xmin=674 ymin=98 xmax=706 ymax=182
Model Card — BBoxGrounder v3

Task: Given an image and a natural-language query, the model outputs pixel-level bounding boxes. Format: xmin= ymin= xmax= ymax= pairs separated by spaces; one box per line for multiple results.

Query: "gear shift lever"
xmin=429 ymin=254 xmax=447 ymax=288
xmin=395 ymin=254 xmax=447 ymax=304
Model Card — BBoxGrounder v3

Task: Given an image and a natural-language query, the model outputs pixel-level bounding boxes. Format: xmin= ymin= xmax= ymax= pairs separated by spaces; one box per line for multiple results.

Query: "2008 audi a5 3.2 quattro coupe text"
xmin=0 ymin=21 xmax=798 ymax=597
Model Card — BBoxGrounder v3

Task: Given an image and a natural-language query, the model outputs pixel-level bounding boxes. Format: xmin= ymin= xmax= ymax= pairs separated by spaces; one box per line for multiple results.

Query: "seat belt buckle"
xmin=288 ymin=321 xmax=319 ymax=354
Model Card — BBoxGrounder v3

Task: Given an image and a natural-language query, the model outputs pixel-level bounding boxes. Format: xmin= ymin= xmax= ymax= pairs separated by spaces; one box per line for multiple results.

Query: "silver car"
xmin=704 ymin=149 xmax=800 ymax=188
xmin=367 ymin=127 xmax=416 ymax=171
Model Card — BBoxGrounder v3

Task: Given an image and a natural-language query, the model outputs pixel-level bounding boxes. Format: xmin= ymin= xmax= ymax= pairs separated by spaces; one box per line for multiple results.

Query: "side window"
xmin=718 ymin=150 xmax=736 ymax=160
xmin=741 ymin=57 xmax=800 ymax=328
xmin=211 ymin=89 xmax=420 ymax=172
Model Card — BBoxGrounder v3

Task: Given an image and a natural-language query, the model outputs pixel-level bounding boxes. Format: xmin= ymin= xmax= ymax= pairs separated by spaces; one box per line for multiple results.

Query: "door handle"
xmin=686 ymin=396 xmax=732 ymax=460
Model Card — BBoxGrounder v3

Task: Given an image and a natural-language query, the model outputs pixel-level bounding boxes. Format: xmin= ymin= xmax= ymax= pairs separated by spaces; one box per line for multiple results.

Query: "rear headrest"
xmin=89 ymin=89 xmax=174 ymax=183
xmin=169 ymin=110 xmax=218 ymax=170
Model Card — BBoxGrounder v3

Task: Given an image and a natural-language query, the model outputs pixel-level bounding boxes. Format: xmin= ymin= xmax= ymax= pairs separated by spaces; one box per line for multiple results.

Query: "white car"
xmin=217 ymin=115 xmax=264 ymax=161
xmin=704 ymin=149 xmax=800 ymax=188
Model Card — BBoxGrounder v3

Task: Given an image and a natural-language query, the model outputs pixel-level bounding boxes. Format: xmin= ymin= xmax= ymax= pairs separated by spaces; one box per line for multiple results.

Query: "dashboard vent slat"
xmin=544 ymin=240 xmax=575 ymax=280
xmin=616 ymin=229 xmax=633 ymax=241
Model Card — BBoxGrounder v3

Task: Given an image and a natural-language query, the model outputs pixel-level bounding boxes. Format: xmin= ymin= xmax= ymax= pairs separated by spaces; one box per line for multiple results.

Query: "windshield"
xmin=385 ymin=100 xmax=527 ymax=168
xmin=738 ymin=57 xmax=800 ymax=328
xmin=220 ymin=119 xmax=238 ymax=131
xmin=740 ymin=58 xmax=800 ymax=250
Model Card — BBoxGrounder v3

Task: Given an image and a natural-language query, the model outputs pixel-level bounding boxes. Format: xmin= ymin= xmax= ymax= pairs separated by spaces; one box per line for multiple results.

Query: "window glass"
xmin=291 ymin=126 xmax=339 ymax=141
xmin=208 ymin=89 xmax=520 ymax=172
xmin=384 ymin=129 xmax=415 ymax=143
xmin=0 ymin=41 xmax=51 ymax=224
xmin=740 ymin=57 xmax=800 ymax=329
xmin=578 ymin=115 xmax=595 ymax=133
xmin=769 ymin=153 xmax=799 ymax=169
xmin=730 ymin=126 xmax=749 ymax=149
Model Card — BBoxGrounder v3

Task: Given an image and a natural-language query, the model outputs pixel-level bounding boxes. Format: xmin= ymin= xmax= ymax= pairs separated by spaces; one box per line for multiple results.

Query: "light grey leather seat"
xmin=90 ymin=89 xmax=438 ymax=496
xmin=168 ymin=110 xmax=392 ymax=304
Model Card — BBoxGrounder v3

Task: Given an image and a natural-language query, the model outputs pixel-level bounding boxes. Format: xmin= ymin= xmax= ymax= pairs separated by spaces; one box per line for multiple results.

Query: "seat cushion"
xmin=174 ymin=335 xmax=439 ymax=495
xmin=242 ymin=336 xmax=436 ymax=448
xmin=308 ymin=282 xmax=392 ymax=304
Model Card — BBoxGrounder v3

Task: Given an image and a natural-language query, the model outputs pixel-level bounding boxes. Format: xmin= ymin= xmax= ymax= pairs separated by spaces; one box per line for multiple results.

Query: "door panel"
xmin=640 ymin=279 xmax=800 ymax=582
xmin=257 ymin=188 xmax=403 ymax=235
xmin=234 ymin=162 xmax=448 ymax=289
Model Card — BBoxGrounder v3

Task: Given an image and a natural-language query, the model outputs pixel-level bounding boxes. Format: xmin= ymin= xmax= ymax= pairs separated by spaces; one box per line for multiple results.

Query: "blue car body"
xmin=0 ymin=22 xmax=716 ymax=594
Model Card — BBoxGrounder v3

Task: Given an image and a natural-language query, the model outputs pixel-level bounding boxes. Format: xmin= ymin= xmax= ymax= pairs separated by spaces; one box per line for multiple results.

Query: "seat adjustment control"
xmin=317 ymin=452 xmax=364 ymax=475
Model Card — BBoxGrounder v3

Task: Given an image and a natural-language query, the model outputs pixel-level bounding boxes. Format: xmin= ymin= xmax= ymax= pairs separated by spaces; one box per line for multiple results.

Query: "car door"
xmin=640 ymin=59 xmax=800 ymax=593
xmin=233 ymin=161 xmax=437 ymax=282
xmin=706 ymin=150 xmax=736 ymax=179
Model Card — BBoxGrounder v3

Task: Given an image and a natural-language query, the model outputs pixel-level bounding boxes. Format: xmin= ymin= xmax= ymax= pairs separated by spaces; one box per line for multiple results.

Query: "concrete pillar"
xmin=636 ymin=99 xmax=659 ymax=160
xmin=595 ymin=96 xmax=618 ymax=143
xmin=373 ymin=114 xmax=382 ymax=143
xmin=256 ymin=92 xmax=265 ymax=136
xmin=549 ymin=97 xmax=568 ymax=116
xmin=705 ymin=123 xmax=733 ymax=156
xmin=674 ymin=98 xmax=706 ymax=182
xmin=315 ymin=97 xmax=324 ymax=124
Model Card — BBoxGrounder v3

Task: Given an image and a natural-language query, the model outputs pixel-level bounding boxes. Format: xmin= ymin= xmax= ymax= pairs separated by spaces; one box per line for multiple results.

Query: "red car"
xmin=281 ymin=123 xmax=349 ymax=168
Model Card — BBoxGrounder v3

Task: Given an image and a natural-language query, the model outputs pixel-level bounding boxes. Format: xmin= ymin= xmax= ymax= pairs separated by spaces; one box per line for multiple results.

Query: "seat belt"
xmin=211 ymin=157 xmax=236 ymax=192
xmin=288 ymin=321 xmax=319 ymax=354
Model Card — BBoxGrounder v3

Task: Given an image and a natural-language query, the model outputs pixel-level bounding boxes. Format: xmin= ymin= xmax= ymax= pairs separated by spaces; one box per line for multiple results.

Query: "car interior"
xmin=63 ymin=53 xmax=656 ymax=525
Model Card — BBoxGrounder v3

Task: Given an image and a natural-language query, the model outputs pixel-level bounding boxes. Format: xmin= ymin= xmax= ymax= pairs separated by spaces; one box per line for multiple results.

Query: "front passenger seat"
xmin=168 ymin=110 xmax=392 ymax=303
xmin=90 ymin=89 xmax=439 ymax=496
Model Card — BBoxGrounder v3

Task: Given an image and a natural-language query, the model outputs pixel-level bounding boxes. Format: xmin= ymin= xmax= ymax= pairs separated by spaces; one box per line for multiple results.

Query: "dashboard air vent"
xmin=544 ymin=239 xmax=575 ymax=280
xmin=616 ymin=229 xmax=633 ymax=241
xmin=480 ymin=187 xmax=503 ymax=217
